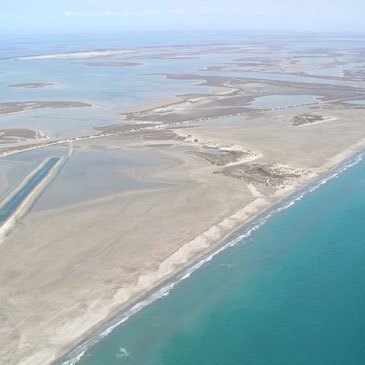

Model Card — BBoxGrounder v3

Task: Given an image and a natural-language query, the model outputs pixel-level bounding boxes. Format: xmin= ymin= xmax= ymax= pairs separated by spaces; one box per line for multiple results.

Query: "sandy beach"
xmin=0 ymin=39 xmax=365 ymax=365
xmin=1 ymin=104 xmax=365 ymax=365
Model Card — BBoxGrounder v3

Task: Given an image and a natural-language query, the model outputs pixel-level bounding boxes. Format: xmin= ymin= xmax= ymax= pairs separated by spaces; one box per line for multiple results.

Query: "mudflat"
xmin=0 ymin=38 xmax=365 ymax=365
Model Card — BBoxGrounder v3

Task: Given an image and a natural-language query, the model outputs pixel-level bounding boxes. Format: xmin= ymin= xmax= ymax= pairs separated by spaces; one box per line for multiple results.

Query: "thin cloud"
xmin=140 ymin=9 xmax=160 ymax=16
xmin=64 ymin=11 xmax=74 ymax=17
xmin=102 ymin=11 xmax=116 ymax=16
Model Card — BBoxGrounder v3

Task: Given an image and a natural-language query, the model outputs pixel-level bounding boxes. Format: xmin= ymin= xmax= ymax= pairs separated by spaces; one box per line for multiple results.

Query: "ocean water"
xmin=61 ymin=152 xmax=365 ymax=365
xmin=2 ymin=33 xmax=365 ymax=364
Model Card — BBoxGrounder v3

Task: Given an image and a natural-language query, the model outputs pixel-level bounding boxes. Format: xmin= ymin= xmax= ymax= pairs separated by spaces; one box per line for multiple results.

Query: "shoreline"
xmin=3 ymin=100 xmax=365 ymax=364
xmin=55 ymin=143 xmax=365 ymax=365
xmin=2 ymin=36 xmax=365 ymax=365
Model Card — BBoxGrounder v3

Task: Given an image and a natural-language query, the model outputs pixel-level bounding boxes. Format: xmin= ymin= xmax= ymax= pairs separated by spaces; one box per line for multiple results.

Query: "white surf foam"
xmin=116 ymin=347 xmax=130 ymax=359
xmin=60 ymin=151 xmax=364 ymax=365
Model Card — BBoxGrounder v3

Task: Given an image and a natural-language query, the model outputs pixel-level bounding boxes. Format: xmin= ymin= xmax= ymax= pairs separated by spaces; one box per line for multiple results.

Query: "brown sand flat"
xmin=122 ymin=73 xmax=362 ymax=124
xmin=0 ymin=101 xmax=93 ymax=115
xmin=1 ymin=42 xmax=365 ymax=365
xmin=1 ymin=104 xmax=365 ymax=364
xmin=0 ymin=128 xmax=48 ymax=145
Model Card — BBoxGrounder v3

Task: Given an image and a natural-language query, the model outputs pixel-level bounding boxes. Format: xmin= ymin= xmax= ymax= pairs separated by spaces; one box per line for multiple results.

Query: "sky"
xmin=1 ymin=0 xmax=365 ymax=35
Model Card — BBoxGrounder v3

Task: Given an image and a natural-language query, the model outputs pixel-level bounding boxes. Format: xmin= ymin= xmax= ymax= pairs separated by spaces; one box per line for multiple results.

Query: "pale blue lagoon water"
xmin=346 ymin=100 xmax=365 ymax=106
xmin=0 ymin=157 xmax=60 ymax=222
xmin=60 ymin=152 xmax=365 ymax=365
xmin=0 ymin=51 xmax=256 ymax=137
xmin=247 ymin=94 xmax=319 ymax=109
xmin=2 ymin=33 xmax=365 ymax=365
xmin=0 ymin=146 xmax=67 ymax=200
xmin=308 ymin=62 xmax=365 ymax=78
xmin=203 ymin=68 xmax=355 ymax=86
xmin=309 ymin=65 xmax=345 ymax=77
xmin=0 ymin=34 xmax=361 ymax=137
xmin=294 ymin=57 xmax=331 ymax=65
xmin=34 ymin=148 xmax=169 ymax=210
xmin=0 ymin=56 xmax=215 ymax=137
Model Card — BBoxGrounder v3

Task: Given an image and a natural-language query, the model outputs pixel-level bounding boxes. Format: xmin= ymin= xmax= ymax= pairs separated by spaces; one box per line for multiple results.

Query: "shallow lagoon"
xmin=0 ymin=37 xmax=357 ymax=138
xmin=1 ymin=46 xmax=241 ymax=138
xmin=0 ymin=157 xmax=60 ymax=223
xmin=247 ymin=94 xmax=319 ymax=109
xmin=34 ymin=147 xmax=169 ymax=211
xmin=346 ymin=99 xmax=365 ymax=106
xmin=0 ymin=57 xmax=213 ymax=137
xmin=0 ymin=146 xmax=67 ymax=200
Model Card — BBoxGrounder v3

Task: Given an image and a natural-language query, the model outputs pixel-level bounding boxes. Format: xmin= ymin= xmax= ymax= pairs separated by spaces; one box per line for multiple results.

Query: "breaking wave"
xmin=60 ymin=151 xmax=363 ymax=365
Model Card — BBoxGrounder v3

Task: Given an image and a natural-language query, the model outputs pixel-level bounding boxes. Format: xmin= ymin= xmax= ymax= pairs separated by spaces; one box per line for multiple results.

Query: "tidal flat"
xmin=0 ymin=34 xmax=365 ymax=365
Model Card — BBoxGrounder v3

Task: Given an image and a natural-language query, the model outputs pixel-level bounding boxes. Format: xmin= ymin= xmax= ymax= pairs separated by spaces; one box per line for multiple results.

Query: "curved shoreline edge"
xmin=56 ymin=146 xmax=365 ymax=365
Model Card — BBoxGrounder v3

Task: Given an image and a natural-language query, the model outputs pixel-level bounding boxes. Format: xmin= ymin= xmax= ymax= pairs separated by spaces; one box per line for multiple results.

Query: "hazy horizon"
xmin=2 ymin=0 xmax=365 ymax=35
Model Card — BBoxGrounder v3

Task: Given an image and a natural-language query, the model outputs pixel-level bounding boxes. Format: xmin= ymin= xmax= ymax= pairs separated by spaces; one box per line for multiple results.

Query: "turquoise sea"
xmin=2 ymin=32 xmax=364 ymax=365
xmin=60 ymin=152 xmax=365 ymax=365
